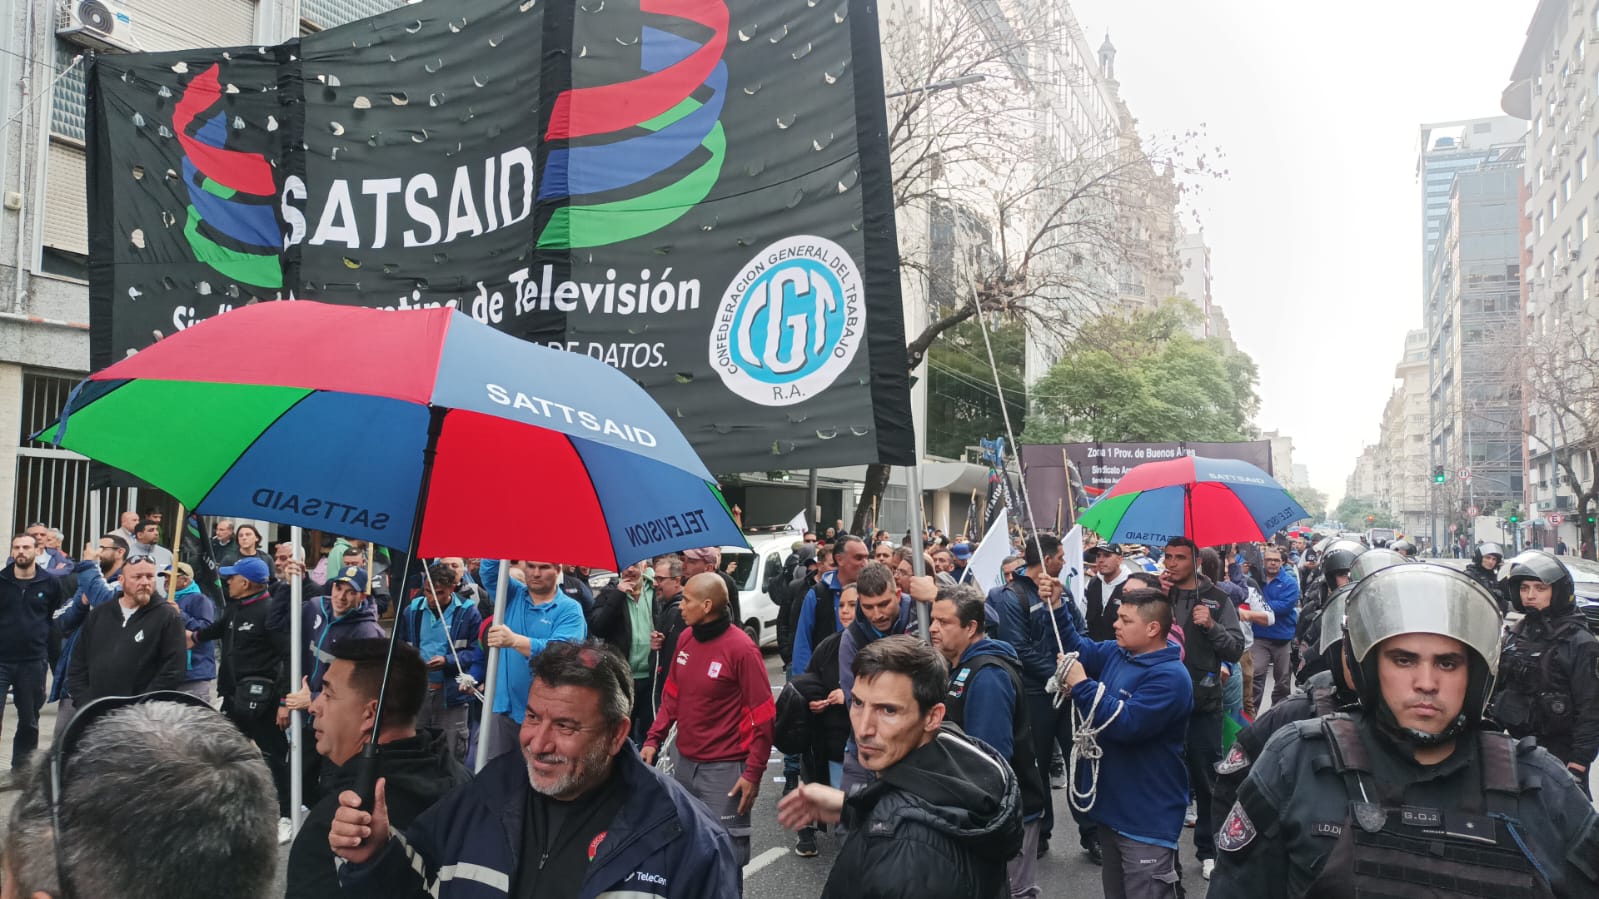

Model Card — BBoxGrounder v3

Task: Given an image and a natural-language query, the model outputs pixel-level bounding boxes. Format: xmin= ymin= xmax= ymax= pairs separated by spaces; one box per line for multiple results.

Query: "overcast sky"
xmin=1064 ymin=0 xmax=1537 ymax=507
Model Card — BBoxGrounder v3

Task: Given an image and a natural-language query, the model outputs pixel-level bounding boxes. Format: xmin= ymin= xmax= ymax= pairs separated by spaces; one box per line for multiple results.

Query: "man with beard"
xmin=50 ymin=534 xmax=129 ymax=738
xmin=330 ymin=640 xmax=739 ymax=898
xmin=642 ymin=572 xmax=774 ymax=872
xmin=65 ymin=555 xmax=187 ymax=705
xmin=0 ymin=534 xmax=62 ymax=768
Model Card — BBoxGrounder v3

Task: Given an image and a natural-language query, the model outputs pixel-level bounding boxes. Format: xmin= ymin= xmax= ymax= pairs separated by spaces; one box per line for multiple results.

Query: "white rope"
xmin=966 ymin=275 xmax=1066 ymax=655
xmin=1045 ymin=652 xmax=1124 ymax=814
xmin=423 ymin=566 xmax=486 ymax=702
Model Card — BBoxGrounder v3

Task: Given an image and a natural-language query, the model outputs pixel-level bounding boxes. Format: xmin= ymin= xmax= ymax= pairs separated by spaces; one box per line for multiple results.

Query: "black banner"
xmin=85 ymin=0 xmax=913 ymax=474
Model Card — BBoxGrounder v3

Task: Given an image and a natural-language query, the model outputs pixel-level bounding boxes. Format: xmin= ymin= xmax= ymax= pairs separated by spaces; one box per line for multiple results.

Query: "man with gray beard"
xmin=331 ymin=640 xmax=738 ymax=899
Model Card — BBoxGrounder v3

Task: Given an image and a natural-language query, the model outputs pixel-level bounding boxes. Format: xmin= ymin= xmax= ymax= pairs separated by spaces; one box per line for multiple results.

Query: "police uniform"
xmin=1488 ymin=551 xmax=1599 ymax=774
xmin=1210 ymin=710 xmax=1598 ymax=897
xmin=1210 ymin=561 xmax=1599 ymax=898
xmin=1213 ymin=669 xmax=1344 ymax=817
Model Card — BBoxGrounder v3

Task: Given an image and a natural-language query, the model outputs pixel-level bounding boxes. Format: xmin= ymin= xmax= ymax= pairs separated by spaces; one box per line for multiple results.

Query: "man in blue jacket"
xmin=329 ymin=639 xmax=740 ymax=898
xmin=396 ymin=563 xmax=484 ymax=764
xmin=1250 ymin=546 xmax=1300 ymax=712
xmin=166 ymin=562 xmax=218 ymax=702
xmin=0 ymin=533 xmax=63 ymax=770
xmin=1056 ymin=586 xmax=1194 ymax=899
xmin=479 ymin=558 xmax=587 ymax=761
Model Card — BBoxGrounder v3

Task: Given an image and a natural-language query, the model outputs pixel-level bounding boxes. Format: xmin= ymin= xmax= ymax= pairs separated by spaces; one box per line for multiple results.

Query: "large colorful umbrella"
xmin=1077 ymin=455 xmax=1308 ymax=547
xmin=42 ymin=301 xmax=744 ymax=568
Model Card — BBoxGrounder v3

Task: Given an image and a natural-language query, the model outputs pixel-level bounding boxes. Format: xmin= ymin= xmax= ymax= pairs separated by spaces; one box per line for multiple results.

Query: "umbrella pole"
xmin=289 ymin=525 xmax=304 ymax=834
xmin=353 ymin=408 xmax=445 ymax=813
xmin=473 ymin=559 xmax=512 ymax=773
xmin=906 ymin=464 xmax=931 ymax=644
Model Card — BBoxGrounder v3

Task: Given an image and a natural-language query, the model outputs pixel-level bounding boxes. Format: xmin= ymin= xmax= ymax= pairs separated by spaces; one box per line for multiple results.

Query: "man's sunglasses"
xmin=48 ymin=691 xmax=212 ymax=898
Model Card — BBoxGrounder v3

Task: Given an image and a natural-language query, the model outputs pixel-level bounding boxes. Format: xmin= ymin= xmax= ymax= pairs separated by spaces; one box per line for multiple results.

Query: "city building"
xmin=1345 ymin=444 xmax=1382 ymax=506
xmin=1176 ymin=227 xmax=1213 ymax=339
xmin=1391 ymin=329 xmax=1432 ymax=538
xmin=1503 ymin=0 xmax=1599 ymax=550
xmin=1424 ymin=153 xmax=1525 ymax=545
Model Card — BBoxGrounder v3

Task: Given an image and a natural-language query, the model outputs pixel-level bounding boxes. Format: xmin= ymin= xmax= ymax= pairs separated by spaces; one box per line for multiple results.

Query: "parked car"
xmin=718 ymin=533 xmax=804 ymax=649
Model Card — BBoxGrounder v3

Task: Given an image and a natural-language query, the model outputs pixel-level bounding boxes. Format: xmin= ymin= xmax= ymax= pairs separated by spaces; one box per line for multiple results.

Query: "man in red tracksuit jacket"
xmin=643 ymin=572 xmax=775 ymax=872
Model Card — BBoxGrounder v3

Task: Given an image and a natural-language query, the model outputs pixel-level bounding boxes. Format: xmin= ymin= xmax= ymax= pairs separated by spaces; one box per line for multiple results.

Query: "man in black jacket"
xmin=1159 ymin=537 xmax=1245 ymax=874
xmin=779 ymin=636 xmax=1022 ymax=899
xmin=589 ymin=560 xmax=662 ymax=744
xmin=289 ymin=638 xmax=470 ymax=899
xmin=0 ymin=534 xmax=63 ymax=769
xmin=194 ymin=555 xmax=293 ymax=838
xmin=66 ymin=556 xmax=186 ymax=706
xmin=1083 ymin=543 xmax=1131 ymax=642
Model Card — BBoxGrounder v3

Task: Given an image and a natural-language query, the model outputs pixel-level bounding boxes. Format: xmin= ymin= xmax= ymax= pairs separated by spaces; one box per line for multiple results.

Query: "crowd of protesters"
xmin=3 ymin=510 xmax=1599 ymax=899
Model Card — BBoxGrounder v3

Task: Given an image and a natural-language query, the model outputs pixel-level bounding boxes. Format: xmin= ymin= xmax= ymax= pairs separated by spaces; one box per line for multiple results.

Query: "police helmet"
xmin=1313 ymin=535 xmax=1336 ymax=555
xmin=1344 ymin=564 xmax=1504 ymax=746
xmin=1320 ymin=543 xmax=1365 ymax=581
xmin=1346 ymin=548 xmax=1409 ymax=583
xmin=1473 ymin=542 xmax=1504 ymax=569
xmin=1390 ymin=538 xmax=1416 ymax=558
xmin=1499 ymin=549 xmax=1575 ymax=614
xmin=1318 ymin=583 xmax=1356 ymax=658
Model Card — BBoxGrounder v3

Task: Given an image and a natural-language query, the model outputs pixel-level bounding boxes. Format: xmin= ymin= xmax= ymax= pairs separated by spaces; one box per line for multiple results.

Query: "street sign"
xmin=1457 ymin=468 xmax=1472 ymax=482
xmin=1467 ymin=505 xmax=1480 ymax=517
xmin=1550 ymin=513 xmax=1564 ymax=526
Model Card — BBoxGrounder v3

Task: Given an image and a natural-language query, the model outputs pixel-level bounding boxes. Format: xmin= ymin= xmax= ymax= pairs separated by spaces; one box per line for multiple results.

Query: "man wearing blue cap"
xmin=950 ymin=542 xmax=973 ymax=583
xmin=193 ymin=554 xmax=296 ymax=843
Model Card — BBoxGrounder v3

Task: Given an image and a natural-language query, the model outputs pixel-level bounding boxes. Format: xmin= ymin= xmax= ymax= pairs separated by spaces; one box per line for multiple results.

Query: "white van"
xmin=720 ymin=532 xmax=805 ymax=649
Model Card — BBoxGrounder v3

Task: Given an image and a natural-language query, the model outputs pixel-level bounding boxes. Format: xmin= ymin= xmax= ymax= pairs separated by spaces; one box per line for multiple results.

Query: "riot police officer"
xmin=1210 ymin=563 xmax=1599 ymax=897
xmin=1217 ymin=583 xmax=1359 ymax=815
xmin=1294 ymin=541 xmax=1365 ymax=684
xmin=1465 ymin=541 xmax=1508 ymax=612
xmin=1487 ymin=549 xmax=1599 ymax=793
xmin=1390 ymin=538 xmax=1416 ymax=559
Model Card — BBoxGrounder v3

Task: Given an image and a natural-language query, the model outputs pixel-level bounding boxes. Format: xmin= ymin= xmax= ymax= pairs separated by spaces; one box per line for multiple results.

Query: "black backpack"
xmin=773 ymin=677 xmax=820 ymax=755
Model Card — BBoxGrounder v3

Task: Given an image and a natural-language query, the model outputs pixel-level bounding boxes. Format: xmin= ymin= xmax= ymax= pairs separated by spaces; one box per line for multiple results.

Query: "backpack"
xmin=773 ymin=678 xmax=819 ymax=755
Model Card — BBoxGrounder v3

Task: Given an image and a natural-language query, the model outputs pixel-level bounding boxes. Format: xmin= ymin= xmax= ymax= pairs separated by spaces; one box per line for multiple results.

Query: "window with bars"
xmin=50 ymin=41 xmax=88 ymax=143
xmin=302 ymin=0 xmax=410 ymax=31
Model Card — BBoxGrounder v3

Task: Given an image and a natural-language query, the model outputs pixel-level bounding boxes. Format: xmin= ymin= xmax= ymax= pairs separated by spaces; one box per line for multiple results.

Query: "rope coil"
xmin=1045 ymin=652 xmax=1124 ymax=814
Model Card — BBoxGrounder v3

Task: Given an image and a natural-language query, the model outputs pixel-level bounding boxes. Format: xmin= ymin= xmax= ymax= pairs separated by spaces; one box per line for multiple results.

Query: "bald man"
xmin=642 ymin=573 xmax=775 ymax=871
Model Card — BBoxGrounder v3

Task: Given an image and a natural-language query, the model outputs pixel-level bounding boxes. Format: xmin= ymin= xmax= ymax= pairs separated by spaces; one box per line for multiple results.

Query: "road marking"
xmin=743 ymin=846 xmax=787 ymax=878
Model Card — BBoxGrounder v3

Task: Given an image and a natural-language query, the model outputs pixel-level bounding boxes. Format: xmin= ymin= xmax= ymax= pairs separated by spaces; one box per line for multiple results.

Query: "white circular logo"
xmin=709 ymin=235 xmax=864 ymax=406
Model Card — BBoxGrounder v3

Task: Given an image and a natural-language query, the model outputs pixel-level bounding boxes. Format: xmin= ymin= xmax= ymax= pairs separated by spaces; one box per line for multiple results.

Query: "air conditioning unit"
xmin=56 ymin=0 xmax=134 ymax=53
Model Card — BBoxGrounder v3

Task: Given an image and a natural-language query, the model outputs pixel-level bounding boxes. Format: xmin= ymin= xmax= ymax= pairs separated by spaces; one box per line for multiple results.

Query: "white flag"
xmin=966 ymin=509 xmax=1010 ymax=591
xmin=786 ymin=509 xmax=808 ymax=533
xmin=1063 ymin=525 xmax=1088 ymax=618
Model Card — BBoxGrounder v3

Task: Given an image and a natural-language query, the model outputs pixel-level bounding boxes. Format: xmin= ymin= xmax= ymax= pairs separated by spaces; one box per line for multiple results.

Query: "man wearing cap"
xmin=167 ymin=561 xmax=219 ymax=702
xmin=1084 ymin=544 xmax=1131 ymax=642
xmin=193 ymin=554 xmax=296 ymax=841
xmin=950 ymin=542 xmax=973 ymax=583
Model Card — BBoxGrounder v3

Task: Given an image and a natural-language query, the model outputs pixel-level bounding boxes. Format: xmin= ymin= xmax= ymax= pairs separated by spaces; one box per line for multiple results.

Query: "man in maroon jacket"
xmin=642 ymin=572 xmax=775 ymax=871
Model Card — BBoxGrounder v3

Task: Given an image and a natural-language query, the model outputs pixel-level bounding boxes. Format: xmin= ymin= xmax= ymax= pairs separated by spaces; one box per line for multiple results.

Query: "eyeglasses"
xmin=49 ymin=691 xmax=212 ymax=899
xmin=125 ymin=555 xmax=156 ymax=566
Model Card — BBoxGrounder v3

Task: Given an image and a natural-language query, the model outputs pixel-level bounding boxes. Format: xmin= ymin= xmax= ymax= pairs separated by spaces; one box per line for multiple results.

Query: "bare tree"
xmin=1514 ymin=308 xmax=1599 ymax=558
xmin=851 ymin=2 xmax=1222 ymax=535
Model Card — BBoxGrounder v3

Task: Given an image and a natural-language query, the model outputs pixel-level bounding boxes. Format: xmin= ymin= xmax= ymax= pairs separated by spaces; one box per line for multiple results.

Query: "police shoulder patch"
xmin=1216 ymin=802 xmax=1257 ymax=852
xmin=1216 ymin=743 xmax=1250 ymax=775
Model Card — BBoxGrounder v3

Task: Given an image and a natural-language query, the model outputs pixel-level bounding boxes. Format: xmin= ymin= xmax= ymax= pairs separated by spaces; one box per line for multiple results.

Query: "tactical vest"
xmin=1488 ymin=618 xmax=1583 ymax=741
xmin=942 ymin=651 xmax=1046 ymax=818
xmin=1303 ymin=715 xmax=1554 ymax=899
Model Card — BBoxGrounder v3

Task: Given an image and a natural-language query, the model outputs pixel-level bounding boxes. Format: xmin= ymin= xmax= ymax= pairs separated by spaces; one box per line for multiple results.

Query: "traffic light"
xmin=1432 ymin=465 xmax=1447 ymax=484
xmin=1366 ymin=515 xmax=1375 ymax=524
xmin=1509 ymin=512 xmax=1520 ymax=524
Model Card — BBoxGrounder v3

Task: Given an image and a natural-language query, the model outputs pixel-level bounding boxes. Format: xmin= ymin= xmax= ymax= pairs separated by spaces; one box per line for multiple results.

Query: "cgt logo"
xmin=710 ymin=235 xmax=864 ymax=406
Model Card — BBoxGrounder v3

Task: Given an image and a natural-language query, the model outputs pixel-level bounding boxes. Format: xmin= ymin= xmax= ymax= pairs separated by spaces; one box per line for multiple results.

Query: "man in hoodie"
xmin=396 ymin=563 xmax=484 ymax=764
xmin=836 ymin=562 xmax=915 ymax=792
xmin=166 ymin=562 xmax=218 ymax=701
xmin=642 ymin=572 xmax=774 ymax=870
xmin=1084 ymin=543 xmax=1131 ymax=642
xmin=50 ymin=534 xmax=128 ymax=739
xmin=1249 ymin=547 xmax=1300 ymax=712
xmin=65 ymin=555 xmax=187 ymax=705
xmin=290 ymin=638 xmax=471 ymax=899
xmin=0 ymin=534 xmax=62 ymax=770
xmin=778 ymin=635 xmax=1022 ymax=899
xmin=1055 ymin=586 xmax=1194 ymax=899
xmin=1158 ymin=537 xmax=1245 ymax=876
xmin=929 ymin=583 xmax=1046 ymax=899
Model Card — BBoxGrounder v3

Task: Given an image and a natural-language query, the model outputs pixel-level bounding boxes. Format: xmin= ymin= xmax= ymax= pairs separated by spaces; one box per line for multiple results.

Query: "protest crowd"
xmin=1 ymin=511 xmax=1598 ymax=899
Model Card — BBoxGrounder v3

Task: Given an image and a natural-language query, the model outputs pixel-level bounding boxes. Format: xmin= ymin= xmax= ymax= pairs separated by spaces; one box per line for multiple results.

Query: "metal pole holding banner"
xmin=289 ymin=525 xmax=304 ymax=832
xmin=906 ymin=465 xmax=931 ymax=643
xmin=474 ymin=560 xmax=512 ymax=773
xmin=806 ymin=469 xmax=819 ymax=531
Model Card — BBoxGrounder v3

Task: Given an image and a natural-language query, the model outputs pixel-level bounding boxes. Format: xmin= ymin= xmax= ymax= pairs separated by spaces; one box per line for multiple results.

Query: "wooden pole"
xmin=1061 ymin=447 xmax=1076 ymax=528
xmin=165 ymin=504 xmax=186 ymax=599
